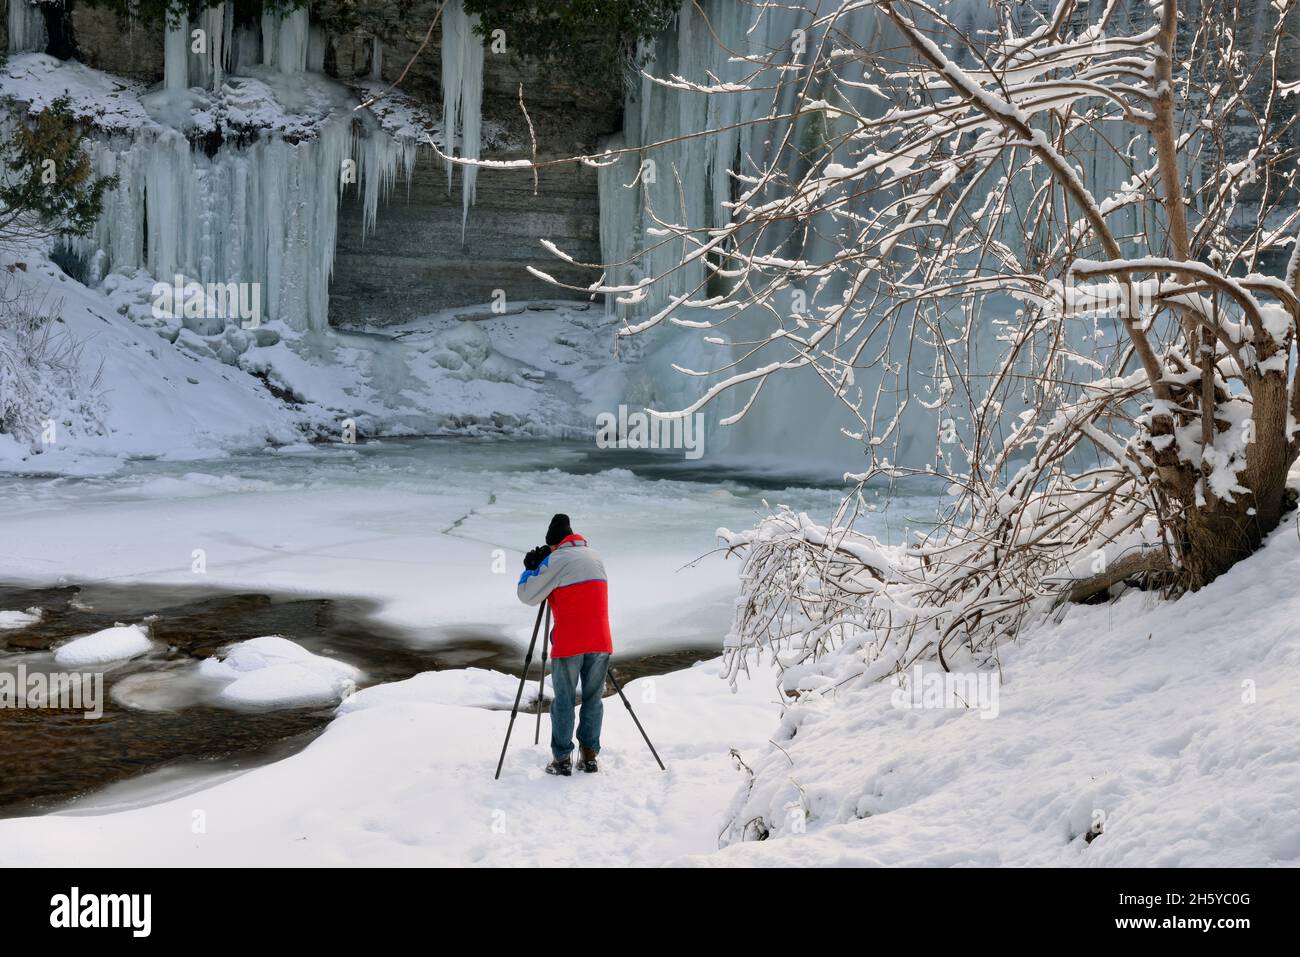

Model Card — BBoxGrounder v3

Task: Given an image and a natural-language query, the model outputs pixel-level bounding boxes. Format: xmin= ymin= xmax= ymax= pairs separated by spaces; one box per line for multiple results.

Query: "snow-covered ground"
xmin=0 ymin=440 xmax=849 ymax=864
xmin=3 ymin=226 xmax=1294 ymax=868
xmin=2 ymin=255 xmax=1296 ymax=864
xmin=4 ymin=501 xmax=1298 ymax=866
xmin=0 ymin=656 xmax=781 ymax=866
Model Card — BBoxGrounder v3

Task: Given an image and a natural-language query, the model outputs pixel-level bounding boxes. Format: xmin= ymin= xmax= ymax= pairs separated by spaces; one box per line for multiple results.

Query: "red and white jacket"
xmin=516 ymin=534 xmax=613 ymax=658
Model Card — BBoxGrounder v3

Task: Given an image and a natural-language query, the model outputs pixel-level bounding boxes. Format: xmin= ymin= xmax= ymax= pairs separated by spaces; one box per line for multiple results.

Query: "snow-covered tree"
xmin=540 ymin=0 xmax=1300 ymax=679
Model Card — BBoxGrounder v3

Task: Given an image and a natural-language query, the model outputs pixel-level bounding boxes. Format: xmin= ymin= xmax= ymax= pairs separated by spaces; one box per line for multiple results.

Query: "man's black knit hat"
xmin=545 ymin=513 xmax=574 ymax=547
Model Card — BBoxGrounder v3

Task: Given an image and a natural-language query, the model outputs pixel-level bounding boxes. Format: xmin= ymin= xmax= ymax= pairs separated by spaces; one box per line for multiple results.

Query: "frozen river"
xmin=0 ymin=437 xmax=940 ymax=819
xmin=0 ymin=437 xmax=938 ymax=654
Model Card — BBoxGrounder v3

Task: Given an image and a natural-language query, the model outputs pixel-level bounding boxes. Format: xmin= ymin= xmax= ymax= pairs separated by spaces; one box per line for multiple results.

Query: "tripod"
xmin=494 ymin=603 xmax=665 ymax=778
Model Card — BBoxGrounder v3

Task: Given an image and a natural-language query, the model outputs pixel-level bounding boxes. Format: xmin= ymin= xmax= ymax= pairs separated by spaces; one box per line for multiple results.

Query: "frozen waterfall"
xmin=597 ymin=0 xmax=902 ymax=470
xmin=597 ymin=0 xmax=1142 ymax=473
xmin=64 ymin=5 xmax=418 ymax=334
xmin=6 ymin=0 xmax=46 ymax=54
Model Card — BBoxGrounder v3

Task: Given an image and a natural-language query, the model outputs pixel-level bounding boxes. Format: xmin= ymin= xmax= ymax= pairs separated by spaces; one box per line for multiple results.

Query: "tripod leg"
xmin=607 ymin=667 xmax=666 ymax=771
xmin=534 ymin=603 xmax=550 ymax=745
xmin=494 ymin=603 xmax=546 ymax=780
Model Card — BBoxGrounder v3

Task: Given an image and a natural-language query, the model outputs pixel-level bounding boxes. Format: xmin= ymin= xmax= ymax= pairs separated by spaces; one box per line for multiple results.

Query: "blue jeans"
xmin=550 ymin=652 xmax=610 ymax=761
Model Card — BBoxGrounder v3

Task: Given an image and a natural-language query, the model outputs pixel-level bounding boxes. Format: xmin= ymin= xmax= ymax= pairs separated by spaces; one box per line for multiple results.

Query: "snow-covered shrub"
xmin=0 ymin=272 xmax=105 ymax=450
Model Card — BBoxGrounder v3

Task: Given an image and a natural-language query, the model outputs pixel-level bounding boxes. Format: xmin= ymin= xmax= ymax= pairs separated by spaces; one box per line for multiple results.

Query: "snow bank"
xmin=340 ymin=668 xmax=550 ymax=714
xmin=53 ymin=625 xmax=152 ymax=666
xmin=699 ymin=521 xmax=1300 ymax=866
xmin=0 ymin=658 xmax=781 ymax=866
xmin=199 ymin=636 xmax=360 ymax=710
xmin=0 ymin=242 xmax=624 ymax=472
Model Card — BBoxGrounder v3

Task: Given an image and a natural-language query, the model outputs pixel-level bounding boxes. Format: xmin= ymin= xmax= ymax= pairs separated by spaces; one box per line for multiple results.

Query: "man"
xmin=517 ymin=513 xmax=613 ymax=776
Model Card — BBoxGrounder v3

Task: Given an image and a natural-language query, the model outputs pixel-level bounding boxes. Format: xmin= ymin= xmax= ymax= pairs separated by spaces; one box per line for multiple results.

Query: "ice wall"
xmin=600 ymin=0 xmax=1144 ymax=473
xmin=80 ymin=126 xmax=416 ymax=333
xmin=6 ymin=0 xmax=46 ymax=54
xmin=600 ymin=1 xmax=898 ymax=471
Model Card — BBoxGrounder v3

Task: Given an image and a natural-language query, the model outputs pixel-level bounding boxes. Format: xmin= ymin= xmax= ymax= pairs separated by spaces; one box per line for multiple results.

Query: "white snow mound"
xmin=0 ymin=608 xmax=42 ymax=630
xmin=53 ymin=624 xmax=152 ymax=665
xmin=199 ymin=635 xmax=360 ymax=710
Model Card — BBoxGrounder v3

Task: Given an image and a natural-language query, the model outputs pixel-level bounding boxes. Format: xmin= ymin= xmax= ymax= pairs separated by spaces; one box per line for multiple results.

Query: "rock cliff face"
xmin=9 ymin=2 xmax=621 ymax=327
xmin=328 ymin=4 xmax=619 ymax=326
xmin=332 ymin=152 xmax=604 ymax=326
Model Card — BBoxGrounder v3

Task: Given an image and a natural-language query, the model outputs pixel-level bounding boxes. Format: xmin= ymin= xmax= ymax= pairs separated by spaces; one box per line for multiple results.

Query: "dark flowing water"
xmin=0 ymin=581 xmax=714 ymax=818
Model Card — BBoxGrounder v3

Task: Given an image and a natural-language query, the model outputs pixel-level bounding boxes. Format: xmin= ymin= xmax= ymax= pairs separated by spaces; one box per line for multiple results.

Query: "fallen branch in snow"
xmin=1064 ymin=547 xmax=1174 ymax=605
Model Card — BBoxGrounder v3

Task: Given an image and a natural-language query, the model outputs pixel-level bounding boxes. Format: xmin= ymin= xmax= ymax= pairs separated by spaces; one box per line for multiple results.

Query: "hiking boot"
xmin=578 ymin=746 xmax=599 ymax=773
xmin=545 ymin=758 xmax=572 ymax=777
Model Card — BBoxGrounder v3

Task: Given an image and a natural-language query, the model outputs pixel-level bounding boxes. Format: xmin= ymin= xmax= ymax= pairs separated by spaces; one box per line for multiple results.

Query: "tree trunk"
xmin=1176 ymin=355 xmax=1295 ymax=589
xmin=1179 ymin=428 xmax=1292 ymax=589
xmin=1180 ymin=504 xmax=1271 ymax=589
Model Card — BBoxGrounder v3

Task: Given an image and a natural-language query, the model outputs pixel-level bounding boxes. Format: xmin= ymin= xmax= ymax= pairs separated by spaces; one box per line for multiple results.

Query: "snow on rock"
xmin=0 ymin=54 xmax=152 ymax=130
xmin=199 ymin=635 xmax=360 ymax=710
xmin=53 ymin=624 xmax=153 ymax=666
xmin=0 ymin=247 xmax=302 ymax=468
xmin=340 ymin=668 xmax=550 ymax=714
xmin=0 ymin=242 xmax=623 ymax=471
xmin=0 ymin=608 xmax=41 ymax=630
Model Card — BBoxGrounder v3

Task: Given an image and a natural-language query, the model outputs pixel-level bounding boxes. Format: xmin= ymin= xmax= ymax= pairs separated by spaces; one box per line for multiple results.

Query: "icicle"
xmin=232 ymin=22 xmax=259 ymax=72
xmin=355 ymin=123 xmax=418 ymax=239
xmin=307 ymin=22 xmax=326 ymax=72
xmin=276 ymin=6 xmax=310 ymax=74
xmin=440 ymin=17 xmax=460 ymax=190
xmin=459 ymin=43 xmax=483 ymax=237
xmin=163 ymin=14 xmax=191 ymax=94
xmin=223 ymin=4 xmax=235 ymax=75
xmin=192 ymin=3 xmax=230 ymax=92
xmin=260 ymin=9 xmax=278 ymax=67
xmin=440 ymin=0 xmax=484 ymax=241
xmin=597 ymin=132 xmax=643 ymax=318
xmin=6 ymin=0 xmax=46 ymax=54
xmin=370 ymin=36 xmax=383 ymax=81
